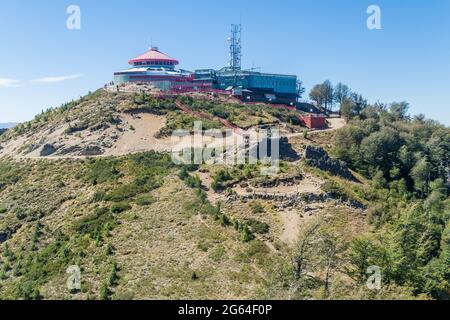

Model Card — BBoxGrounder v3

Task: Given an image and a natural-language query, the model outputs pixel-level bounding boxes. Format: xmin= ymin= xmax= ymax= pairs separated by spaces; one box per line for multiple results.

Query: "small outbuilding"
xmin=300 ymin=114 xmax=327 ymax=129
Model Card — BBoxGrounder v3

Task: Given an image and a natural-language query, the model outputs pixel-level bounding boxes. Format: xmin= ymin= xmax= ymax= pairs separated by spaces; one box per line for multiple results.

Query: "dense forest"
xmin=328 ymin=82 xmax=450 ymax=299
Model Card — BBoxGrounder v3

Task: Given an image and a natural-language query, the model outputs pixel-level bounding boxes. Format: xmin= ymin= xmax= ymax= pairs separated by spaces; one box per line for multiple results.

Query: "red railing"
xmin=243 ymin=102 xmax=296 ymax=111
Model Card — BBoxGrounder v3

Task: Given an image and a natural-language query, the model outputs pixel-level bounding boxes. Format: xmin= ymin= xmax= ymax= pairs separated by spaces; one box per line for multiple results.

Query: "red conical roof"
xmin=128 ymin=47 xmax=179 ymax=65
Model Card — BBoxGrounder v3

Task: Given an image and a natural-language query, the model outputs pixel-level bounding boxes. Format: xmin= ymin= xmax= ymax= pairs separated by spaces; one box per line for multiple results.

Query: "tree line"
xmin=331 ymin=87 xmax=449 ymax=299
xmin=275 ymin=86 xmax=449 ymax=298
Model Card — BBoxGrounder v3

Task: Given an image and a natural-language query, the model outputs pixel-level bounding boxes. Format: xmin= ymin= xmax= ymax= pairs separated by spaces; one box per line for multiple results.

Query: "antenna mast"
xmin=228 ymin=24 xmax=242 ymax=70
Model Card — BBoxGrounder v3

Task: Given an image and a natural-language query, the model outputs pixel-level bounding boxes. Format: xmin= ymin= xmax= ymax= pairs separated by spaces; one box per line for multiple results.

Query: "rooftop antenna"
xmin=228 ymin=24 xmax=242 ymax=70
xmin=247 ymin=61 xmax=260 ymax=72
xmin=150 ymin=38 xmax=158 ymax=51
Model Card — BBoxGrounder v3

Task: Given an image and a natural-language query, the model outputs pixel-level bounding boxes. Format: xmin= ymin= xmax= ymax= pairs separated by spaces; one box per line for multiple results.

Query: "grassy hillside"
xmin=0 ymin=91 xmax=448 ymax=300
xmin=0 ymin=151 xmax=381 ymax=300
xmin=0 ymin=90 xmax=306 ymax=159
xmin=0 ymin=153 xmax=279 ymax=299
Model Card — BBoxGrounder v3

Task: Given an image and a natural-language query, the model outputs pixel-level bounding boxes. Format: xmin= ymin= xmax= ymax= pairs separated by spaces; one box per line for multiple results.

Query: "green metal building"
xmin=194 ymin=67 xmax=299 ymax=104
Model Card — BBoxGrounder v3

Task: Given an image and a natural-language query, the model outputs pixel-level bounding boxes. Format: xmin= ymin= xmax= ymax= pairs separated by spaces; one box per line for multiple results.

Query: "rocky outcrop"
xmin=40 ymin=144 xmax=57 ymax=156
xmin=304 ymin=146 xmax=355 ymax=181
xmin=249 ymin=137 xmax=301 ymax=163
xmin=0 ymin=226 xmax=19 ymax=244
xmin=0 ymin=128 xmax=6 ymax=136
xmin=0 ymin=231 xmax=7 ymax=243
xmin=80 ymin=145 xmax=104 ymax=156
xmin=279 ymin=137 xmax=301 ymax=161
xmin=56 ymin=144 xmax=104 ymax=156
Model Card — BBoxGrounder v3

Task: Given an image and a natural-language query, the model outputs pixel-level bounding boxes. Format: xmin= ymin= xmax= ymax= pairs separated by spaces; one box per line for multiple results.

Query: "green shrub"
xmin=211 ymin=169 xmax=233 ymax=191
xmin=322 ymin=181 xmax=350 ymax=201
xmin=107 ymin=263 xmax=120 ymax=287
xmin=211 ymin=181 xmax=220 ymax=192
xmin=220 ymin=214 xmax=231 ymax=227
xmin=73 ymin=207 xmax=116 ymax=240
xmin=250 ymin=201 xmax=265 ymax=214
xmin=2 ymin=243 xmax=11 ymax=258
xmin=197 ymin=189 xmax=208 ymax=204
xmin=178 ymin=167 xmax=190 ymax=180
xmin=91 ymin=191 xmax=106 ymax=203
xmin=13 ymin=240 xmax=75 ymax=297
xmin=246 ymin=219 xmax=270 ymax=234
xmin=246 ymin=240 xmax=270 ymax=257
xmin=3 ymin=262 xmax=11 ymax=272
xmin=105 ymin=184 xmax=142 ymax=202
xmin=209 ymin=245 xmax=227 ymax=262
xmin=16 ymin=281 xmax=42 ymax=300
xmin=240 ymin=225 xmax=254 ymax=242
xmin=110 ymin=202 xmax=132 ymax=214
xmin=15 ymin=209 xmax=28 ymax=220
xmin=105 ymin=244 xmax=115 ymax=255
xmin=0 ymin=161 xmax=21 ymax=186
xmin=135 ymin=195 xmax=155 ymax=206
xmin=99 ymin=283 xmax=110 ymax=300
xmin=31 ymin=221 xmax=43 ymax=251
xmin=87 ymin=159 xmax=121 ymax=185
xmin=184 ymin=175 xmax=202 ymax=189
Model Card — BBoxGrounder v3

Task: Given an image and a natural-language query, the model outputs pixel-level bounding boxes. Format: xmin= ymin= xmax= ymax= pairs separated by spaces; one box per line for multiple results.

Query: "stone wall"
xmin=233 ymin=191 xmax=365 ymax=211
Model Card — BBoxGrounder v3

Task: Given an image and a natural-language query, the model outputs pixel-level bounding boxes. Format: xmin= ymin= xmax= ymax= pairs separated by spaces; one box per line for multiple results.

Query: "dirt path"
xmin=105 ymin=113 xmax=172 ymax=155
xmin=326 ymin=117 xmax=346 ymax=131
xmin=279 ymin=211 xmax=303 ymax=244
xmin=196 ymin=168 xmax=324 ymax=247
xmin=285 ymin=116 xmax=346 ymax=139
xmin=2 ymin=111 xmax=345 ymax=162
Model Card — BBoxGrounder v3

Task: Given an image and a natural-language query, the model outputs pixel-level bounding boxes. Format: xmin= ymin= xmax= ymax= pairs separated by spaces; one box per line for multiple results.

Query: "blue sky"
xmin=1 ymin=0 xmax=449 ymax=125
